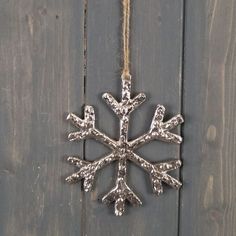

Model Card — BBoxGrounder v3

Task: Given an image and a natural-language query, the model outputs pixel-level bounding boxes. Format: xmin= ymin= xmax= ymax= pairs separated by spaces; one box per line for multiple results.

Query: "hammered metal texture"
xmin=66 ymin=77 xmax=184 ymax=216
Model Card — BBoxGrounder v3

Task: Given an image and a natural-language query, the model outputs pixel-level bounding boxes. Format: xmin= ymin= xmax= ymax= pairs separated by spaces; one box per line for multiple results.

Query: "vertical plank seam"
xmin=177 ymin=0 xmax=186 ymax=235
xmin=81 ymin=0 xmax=88 ymax=235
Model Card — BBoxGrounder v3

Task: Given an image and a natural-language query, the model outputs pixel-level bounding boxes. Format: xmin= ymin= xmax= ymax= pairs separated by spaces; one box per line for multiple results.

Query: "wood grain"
xmin=2 ymin=0 xmax=236 ymax=235
xmin=84 ymin=0 xmax=183 ymax=235
xmin=180 ymin=0 xmax=236 ymax=235
xmin=0 ymin=1 xmax=85 ymax=235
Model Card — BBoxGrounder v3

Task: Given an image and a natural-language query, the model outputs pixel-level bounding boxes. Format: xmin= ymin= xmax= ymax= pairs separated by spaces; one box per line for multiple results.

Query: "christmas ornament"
xmin=65 ymin=0 xmax=184 ymax=216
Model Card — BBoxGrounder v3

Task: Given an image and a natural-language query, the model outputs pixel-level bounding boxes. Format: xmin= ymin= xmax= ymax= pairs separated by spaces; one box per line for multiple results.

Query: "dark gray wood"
xmin=84 ymin=0 xmax=183 ymax=235
xmin=0 ymin=0 xmax=85 ymax=235
xmin=180 ymin=0 xmax=236 ymax=235
xmin=5 ymin=0 xmax=236 ymax=235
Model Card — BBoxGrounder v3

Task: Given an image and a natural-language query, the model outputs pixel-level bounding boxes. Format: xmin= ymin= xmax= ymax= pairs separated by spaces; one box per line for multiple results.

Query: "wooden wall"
xmin=0 ymin=0 xmax=235 ymax=235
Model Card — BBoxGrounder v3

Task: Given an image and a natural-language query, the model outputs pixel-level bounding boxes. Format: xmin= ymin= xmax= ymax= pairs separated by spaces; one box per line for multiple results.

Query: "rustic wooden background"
xmin=0 ymin=0 xmax=236 ymax=235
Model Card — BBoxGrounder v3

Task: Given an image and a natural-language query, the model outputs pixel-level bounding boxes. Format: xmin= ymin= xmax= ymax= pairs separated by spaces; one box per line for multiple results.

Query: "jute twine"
xmin=121 ymin=0 xmax=131 ymax=81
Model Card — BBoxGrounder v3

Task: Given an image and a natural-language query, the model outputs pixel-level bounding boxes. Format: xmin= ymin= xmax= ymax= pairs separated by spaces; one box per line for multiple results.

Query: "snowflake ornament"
xmin=66 ymin=77 xmax=184 ymax=216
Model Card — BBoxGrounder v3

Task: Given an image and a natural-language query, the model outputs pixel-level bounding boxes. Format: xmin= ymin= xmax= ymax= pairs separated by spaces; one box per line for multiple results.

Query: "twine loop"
xmin=121 ymin=0 xmax=131 ymax=81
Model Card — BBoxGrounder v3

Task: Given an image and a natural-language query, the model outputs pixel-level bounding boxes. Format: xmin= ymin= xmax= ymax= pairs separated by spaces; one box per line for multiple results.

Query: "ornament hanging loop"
xmin=121 ymin=0 xmax=131 ymax=81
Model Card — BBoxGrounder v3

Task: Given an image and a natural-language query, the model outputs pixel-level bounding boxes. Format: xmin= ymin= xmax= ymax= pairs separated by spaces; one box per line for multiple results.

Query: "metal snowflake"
xmin=66 ymin=77 xmax=184 ymax=216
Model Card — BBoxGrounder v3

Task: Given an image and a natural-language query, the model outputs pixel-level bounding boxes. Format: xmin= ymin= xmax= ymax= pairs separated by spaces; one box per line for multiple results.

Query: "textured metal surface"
xmin=66 ymin=77 xmax=184 ymax=216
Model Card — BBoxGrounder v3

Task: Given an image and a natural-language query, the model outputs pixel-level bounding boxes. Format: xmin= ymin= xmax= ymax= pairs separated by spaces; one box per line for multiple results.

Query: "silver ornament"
xmin=66 ymin=77 xmax=184 ymax=216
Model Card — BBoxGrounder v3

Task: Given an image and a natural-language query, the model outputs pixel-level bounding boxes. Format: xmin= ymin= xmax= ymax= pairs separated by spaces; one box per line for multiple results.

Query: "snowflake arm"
xmin=102 ymin=178 xmax=142 ymax=216
xmin=67 ymin=106 xmax=117 ymax=149
xmin=66 ymin=153 xmax=117 ymax=192
xmin=102 ymin=92 xmax=146 ymax=118
xmin=128 ymin=153 xmax=182 ymax=195
xmin=130 ymin=105 xmax=184 ymax=149
xmin=102 ymin=157 xmax=142 ymax=216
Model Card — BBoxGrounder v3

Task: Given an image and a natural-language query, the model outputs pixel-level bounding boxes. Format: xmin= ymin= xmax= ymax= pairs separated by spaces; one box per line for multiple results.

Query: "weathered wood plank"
xmin=0 ymin=1 xmax=85 ymax=235
xmin=84 ymin=0 xmax=183 ymax=235
xmin=180 ymin=0 xmax=236 ymax=235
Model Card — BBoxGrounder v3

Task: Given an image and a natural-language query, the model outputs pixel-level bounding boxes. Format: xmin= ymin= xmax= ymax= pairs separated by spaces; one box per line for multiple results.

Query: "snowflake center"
xmin=115 ymin=142 xmax=131 ymax=157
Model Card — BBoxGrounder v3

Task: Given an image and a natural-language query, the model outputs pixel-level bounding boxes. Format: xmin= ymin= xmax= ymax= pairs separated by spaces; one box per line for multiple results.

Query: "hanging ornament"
xmin=65 ymin=0 xmax=184 ymax=216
